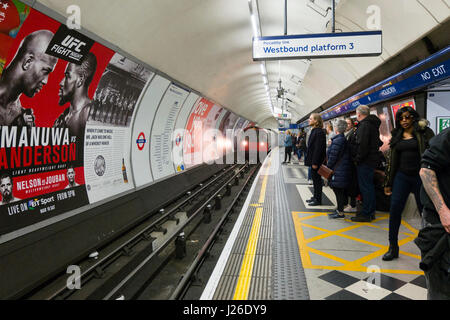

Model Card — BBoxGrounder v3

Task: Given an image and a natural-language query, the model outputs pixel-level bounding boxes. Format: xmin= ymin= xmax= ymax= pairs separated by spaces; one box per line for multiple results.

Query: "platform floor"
xmin=201 ymin=148 xmax=426 ymax=300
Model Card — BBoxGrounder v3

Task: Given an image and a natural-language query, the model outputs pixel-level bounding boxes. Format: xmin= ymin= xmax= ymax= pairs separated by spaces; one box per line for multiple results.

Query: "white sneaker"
xmin=308 ymin=180 xmax=312 ymax=185
xmin=343 ymin=205 xmax=357 ymax=213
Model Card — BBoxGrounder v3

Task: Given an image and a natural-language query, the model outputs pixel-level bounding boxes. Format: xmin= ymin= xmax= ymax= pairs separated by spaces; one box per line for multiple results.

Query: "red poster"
xmin=390 ymin=99 xmax=415 ymax=124
xmin=0 ymin=5 xmax=116 ymax=235
xmin=183 ymin=98 xmax=214 ymax=167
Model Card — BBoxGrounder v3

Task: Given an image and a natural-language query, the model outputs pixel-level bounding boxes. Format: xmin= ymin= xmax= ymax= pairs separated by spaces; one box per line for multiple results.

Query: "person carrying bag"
xmin=324 ymin=120 xmax=352 ymax=219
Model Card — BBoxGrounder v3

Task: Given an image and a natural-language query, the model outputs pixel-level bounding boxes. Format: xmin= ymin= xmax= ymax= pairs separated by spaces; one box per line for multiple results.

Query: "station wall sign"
xmin=437 ymin=116 xmax=450 ymax=133
xmin=253 ymin=31 xmax=382 ymax=61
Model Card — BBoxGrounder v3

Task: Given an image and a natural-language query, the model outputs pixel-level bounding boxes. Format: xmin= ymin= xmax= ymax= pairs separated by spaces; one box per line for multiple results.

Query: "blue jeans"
xmin=296 ymin=149 xmax=303 ymax=160
xmin=357 ymin=164 xmax=376 ymax=217
xmin=388 ymin=171 xmax=422 ymax=245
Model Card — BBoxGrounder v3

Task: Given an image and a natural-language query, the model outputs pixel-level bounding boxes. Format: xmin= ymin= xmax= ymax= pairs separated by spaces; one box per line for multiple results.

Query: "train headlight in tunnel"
xmin=242 ymin=141 xmax=248 ymax=146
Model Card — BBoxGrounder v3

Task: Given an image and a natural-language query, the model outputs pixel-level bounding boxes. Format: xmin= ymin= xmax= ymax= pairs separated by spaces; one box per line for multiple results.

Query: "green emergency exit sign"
xmin=437 ymin=116 xmax=450 ymax=133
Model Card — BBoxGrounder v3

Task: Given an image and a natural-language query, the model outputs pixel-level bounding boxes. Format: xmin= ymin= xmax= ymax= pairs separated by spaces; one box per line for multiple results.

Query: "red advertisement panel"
xmin=183 ymin=98 xmax=214 ymax=167
xmin=0 ymin=4 xmax=117 ymax=235
xmin=390 ymin=98 xmax=416 ymax=125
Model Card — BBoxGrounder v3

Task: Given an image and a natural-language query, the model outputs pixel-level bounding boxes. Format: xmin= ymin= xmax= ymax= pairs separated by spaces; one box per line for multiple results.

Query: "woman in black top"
xmin=382 ymin=107 xmax=435 ymax=260
xmin=304 ymin=113 xmax=326 ymax=206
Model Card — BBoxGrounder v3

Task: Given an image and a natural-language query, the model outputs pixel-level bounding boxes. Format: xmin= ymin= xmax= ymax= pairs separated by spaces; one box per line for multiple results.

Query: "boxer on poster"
xmin=65 ymin=165 xmax=79 ymax=189
xmin=53 ymin=52 xmax=98 ymax=137
xmin=0 ymin=29 xmax=58 ymax=127
xmin=0 ymin=173 xmax=20 ymax=205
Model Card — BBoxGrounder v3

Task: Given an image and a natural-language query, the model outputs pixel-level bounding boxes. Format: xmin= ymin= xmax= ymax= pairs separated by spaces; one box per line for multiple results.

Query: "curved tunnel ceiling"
xmin=37 ymin=0 xmax=450 ymax=129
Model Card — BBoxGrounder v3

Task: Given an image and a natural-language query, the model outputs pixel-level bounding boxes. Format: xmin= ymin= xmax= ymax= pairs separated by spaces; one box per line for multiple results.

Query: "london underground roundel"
xmin=136 ymin=132 xmax=147 ymax=150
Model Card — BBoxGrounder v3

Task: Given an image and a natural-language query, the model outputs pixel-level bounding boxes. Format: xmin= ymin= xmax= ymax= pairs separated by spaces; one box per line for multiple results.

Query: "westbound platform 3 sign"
xmin=253 ymin=31 xmax=382 ymax=61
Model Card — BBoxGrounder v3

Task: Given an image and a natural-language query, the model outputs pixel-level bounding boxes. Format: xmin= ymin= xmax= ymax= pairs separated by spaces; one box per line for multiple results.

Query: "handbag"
xmin=318 ymin=148 xmax=346 ymax=180
xmin=318 ymin=164 xmax=334 ymax=180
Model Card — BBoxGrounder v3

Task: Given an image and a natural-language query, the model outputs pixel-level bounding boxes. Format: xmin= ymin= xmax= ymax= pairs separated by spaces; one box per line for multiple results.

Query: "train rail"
xmin=24 ymin=162 xmax=260 ymax=300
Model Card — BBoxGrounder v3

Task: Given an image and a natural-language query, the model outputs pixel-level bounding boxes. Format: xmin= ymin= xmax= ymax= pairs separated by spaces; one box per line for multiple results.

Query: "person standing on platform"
xmin=382 ymin=107 xmax=435 ymax=260
xmin=283 ymin=130 xmax=293 ymax=164
xmin=305 ymin=128 xmax=312 ymax=184
xmin=415 ymin=127 xmax=450 ymax=300
xmin=343 ymin=117 xmax=358 ymax=213
xmin=351 ymin=105 xmax=383 ymax=222
xmin=305 ymin=113 xmax=326 ymax=206
xmin=326 ymin=122 xmax=336 ymax=148
xmin=296 ymin=129 xmax=306 ymax=163
xmin=327 ymin=120 xmax=352 ymax=219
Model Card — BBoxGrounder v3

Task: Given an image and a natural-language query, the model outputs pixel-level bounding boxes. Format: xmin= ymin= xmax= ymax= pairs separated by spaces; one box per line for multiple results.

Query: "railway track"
xmin=24 ymin=161 xmax=260 ymax=300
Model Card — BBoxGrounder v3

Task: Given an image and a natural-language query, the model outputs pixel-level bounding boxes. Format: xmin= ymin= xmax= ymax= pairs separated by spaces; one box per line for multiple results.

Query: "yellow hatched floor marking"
xmin=291 ymin=211 xmax=424 ymax=275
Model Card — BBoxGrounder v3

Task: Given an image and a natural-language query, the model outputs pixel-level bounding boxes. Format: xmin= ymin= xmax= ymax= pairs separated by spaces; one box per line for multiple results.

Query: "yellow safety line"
xmin=233 ymin=207 xmax=263 ymax=300
xmin=233 ymin=154 xmax=272 ymax=300
xmin=258 ymin=161 xmax=271 ymax=204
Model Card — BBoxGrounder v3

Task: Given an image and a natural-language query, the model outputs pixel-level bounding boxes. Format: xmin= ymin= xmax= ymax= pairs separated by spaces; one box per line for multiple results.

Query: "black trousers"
xmin=388 ymin=171 xmax=422 ymax=245
xmin=284 ymin=147 xmax=292 ymax=162
xmin=311 ymin=168 xmax=323 ymax=203
xmin=332 ymin=187 xmax=347 ymax=212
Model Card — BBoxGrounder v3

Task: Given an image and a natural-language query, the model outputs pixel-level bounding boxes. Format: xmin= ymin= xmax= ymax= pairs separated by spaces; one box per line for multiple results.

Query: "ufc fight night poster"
xmin=0 ymin=4 xmax=117 ymax=235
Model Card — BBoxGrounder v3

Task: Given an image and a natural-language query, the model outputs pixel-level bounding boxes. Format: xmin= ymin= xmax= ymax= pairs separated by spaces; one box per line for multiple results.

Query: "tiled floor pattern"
xmin=318 ymin=270 xmax=427 ymax=300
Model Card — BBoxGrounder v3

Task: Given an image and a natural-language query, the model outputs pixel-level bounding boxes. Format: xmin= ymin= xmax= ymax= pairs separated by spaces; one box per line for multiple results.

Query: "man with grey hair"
xmin=351 ymin=105 xmax=383 ymax=222
xmin=0 ymin=30 xmax=58 ymax=127
xmin=336 ymin=120 xmax=347 ymax=135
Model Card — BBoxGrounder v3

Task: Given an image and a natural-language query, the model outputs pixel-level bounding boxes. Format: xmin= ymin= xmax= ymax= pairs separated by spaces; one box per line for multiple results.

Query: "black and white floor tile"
xmin=319 ymin=270 xmax=428 ymax=300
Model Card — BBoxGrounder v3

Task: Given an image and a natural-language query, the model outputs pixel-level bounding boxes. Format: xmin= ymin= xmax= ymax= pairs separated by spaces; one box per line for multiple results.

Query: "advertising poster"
xmin=233 ymin=118 xmax=247 ymax=132
xmin=84 ymin=53 xmax=152 ymax=203
xmin=0 ymin=0 xmax=31 ymax=76
xmin=201 ymin=105 xmax=223 ymax=164
xmin=219 ymin=111 xmax=239 ymax=153
xmin=172 ymin=93 xmax=199 ymax=173
xmin=219 ymin=111 xmax=239 ymax=136
xmin=390 ymin=98 xmax=415 ymax=125
xmin=377 ymin=106 xmax=394 ymax=154
xmin=149 ymin=83 xmax=189 ymax=181
xmin=183 ymin=98 xmax=214 ymax=168
xmin=131 ymin=75 xmax=169 ymax=188
xmin=0 ymin=8 xmax=113 ymax=234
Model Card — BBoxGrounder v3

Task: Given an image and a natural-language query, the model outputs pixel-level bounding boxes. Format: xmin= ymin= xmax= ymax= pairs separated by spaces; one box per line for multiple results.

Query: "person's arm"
xmin=420 ymin=168 xmax=450 ymax=233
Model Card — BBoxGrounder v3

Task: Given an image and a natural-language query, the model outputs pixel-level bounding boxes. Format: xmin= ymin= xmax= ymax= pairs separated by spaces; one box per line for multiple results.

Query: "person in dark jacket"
xmin=304 ymin=113 xmax=326 ymax=206
xmin=283 ymin=130 xmax=293 ymax=164
xmin=327 ymin=120 xmax=352 ymax=219
xmin=350 ymin=105 xmax=383 ymax=222
xmin=382 ymin=107 xmax=435 ymax=261
xmin=295 ymin=130 xmax=306 ymax=162
xmin=416 ymin=127 xmax=450 ymax=299
xmin=343 ymin=117 xmax=358 ymax=213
